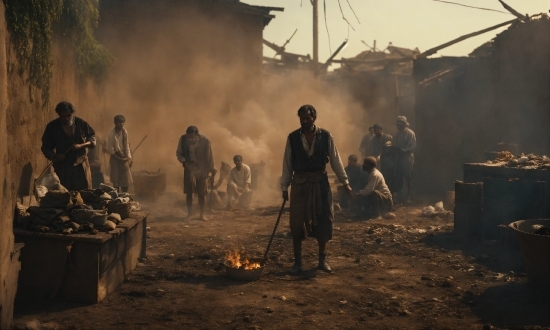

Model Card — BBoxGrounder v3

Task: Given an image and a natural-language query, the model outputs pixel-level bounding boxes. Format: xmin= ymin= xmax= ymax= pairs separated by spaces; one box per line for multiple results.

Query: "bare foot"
xmin=198 ymin=214 xmax=207 ymax=221
xmin=183 ymin=214 xmax=192 ymax=220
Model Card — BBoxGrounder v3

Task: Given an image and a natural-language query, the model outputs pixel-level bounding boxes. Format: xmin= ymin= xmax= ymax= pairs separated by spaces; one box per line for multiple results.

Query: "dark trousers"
xmin=91 ymin=171 xmax=105 ymax=189
xmin=354 ymin=191 xmax=393 ymax=218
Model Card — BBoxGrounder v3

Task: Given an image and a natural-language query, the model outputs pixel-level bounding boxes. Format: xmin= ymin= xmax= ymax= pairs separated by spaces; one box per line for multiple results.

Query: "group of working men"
xmin=41 ymin=101 xmax=134 ymax=193
xmin=176 ymin=126 xmax=253 ymax=220
xmin=40 ymin=101 xmax=252 ymax=222
xmin=40 ymin=101 xmax=414 ymax=274
xmin=279 ymin=105 xmax=419 ymax=273
xmin=356 ymin=116 xmax=416 ymax=204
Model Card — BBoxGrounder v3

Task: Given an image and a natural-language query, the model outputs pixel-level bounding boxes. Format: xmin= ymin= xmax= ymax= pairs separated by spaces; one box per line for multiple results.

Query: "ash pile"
xmin=15 ymin=173 xmax=139 ymax=235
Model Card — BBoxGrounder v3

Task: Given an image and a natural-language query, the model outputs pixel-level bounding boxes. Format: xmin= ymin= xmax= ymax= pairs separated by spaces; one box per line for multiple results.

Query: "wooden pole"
xmin=395 ymin=74 xmax=400 ymax=116
xmin=312 ymin=0 xmax=319 ymax=68
xmin=497 ymin=0 xmax=527 ymax=20
xmin=417 ymin=18 xmax=518 ymax=58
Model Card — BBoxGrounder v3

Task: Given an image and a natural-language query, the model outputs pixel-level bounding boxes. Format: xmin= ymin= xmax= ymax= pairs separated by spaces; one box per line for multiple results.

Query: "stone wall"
xmin=0 ymin=3 xmax=103 ymax=327
xmin=413 ymin=57 xmax=495 ymax=196
xmin=0 ymin=1 xmax=271 ymax=326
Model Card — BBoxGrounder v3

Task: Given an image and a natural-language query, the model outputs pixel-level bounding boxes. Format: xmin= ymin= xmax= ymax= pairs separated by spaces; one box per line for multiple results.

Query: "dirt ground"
xmin=13 ymin=190 xmax=550 ymax=330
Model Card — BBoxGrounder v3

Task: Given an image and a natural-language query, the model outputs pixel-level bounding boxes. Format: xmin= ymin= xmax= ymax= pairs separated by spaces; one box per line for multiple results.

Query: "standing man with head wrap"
xmin=176 ymin=126 xmax=217 ymax=220
xmin=106 ymin=115 xmax=133 ymax=192
xmin=41 ymin=101 xmax=96 ymax=191
xmin=281 ymin=104 xmax=351 ymax=274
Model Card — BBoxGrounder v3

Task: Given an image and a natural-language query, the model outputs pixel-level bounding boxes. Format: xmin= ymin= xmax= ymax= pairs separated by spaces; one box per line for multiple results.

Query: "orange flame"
xmin=225 ymin=250 xmax=261 ymax=270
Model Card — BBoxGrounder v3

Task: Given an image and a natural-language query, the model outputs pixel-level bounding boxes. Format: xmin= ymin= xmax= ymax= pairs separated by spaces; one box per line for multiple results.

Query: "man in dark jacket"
xmin=176 ymin=126 xmax=217 ymax=220
xmin=41 ymin=101 xmax=96 ymax=191
xmin=281 ymin=104 xmax=351 ymax=273
xmin=339 ymin=154 xmax=367 ymax=209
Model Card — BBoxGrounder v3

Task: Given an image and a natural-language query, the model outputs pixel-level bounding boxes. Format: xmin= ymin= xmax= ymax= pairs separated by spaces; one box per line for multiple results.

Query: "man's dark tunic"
xmin=339 ymin=164 xmax=367 ymax=208
xmin=288 ymin=128 xmax=332 ymax=242
xmin=346 ymin=164 xmax=368 ymax=191
xmin=41 ymin=117 xmax=96 ymax=191
xmin=283 ymin=125 xmax=353 ymax=244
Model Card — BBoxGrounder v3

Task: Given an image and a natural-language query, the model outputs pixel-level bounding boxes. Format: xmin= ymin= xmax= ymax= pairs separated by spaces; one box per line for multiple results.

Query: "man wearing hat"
xmin=354 ymin=156 xmax=393 ymax=218
xmin=368 ymin=123 xmax=393 ymax=161
xmin=394 ymin=116 xmax=416 ymax=203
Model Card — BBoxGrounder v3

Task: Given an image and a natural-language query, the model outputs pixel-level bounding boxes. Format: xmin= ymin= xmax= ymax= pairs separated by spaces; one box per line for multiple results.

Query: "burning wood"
xmin=225 ymin=250 xmax=262 ymax=270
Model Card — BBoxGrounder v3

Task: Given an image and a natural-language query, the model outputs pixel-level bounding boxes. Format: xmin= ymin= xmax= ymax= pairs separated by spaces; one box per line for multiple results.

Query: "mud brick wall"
xmin=0 ymin=3 xmax=103 ymax=328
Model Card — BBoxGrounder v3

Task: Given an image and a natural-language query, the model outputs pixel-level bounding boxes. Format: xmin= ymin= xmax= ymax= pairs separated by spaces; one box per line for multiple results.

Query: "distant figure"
xmin=393 ymin=116 xmax=416 ymax=203
xmin=354 ymin=156 xmax=393 ymax=219
xmin=176 ymin=126 xmax=217 ymax=220
xmin=281 ymin=104 xmax=351 ymax=274
xmin=358 ymin=126 xmax=374 ymax=158
xmin=208 ymin=161 xmax=232 ymax=209
xmin=88 ymin=135 xmax=106 ymax=189
xmin=41 ymin=101 xmax=96 ymax=191
xmin=368 ymin=123 xmax=392 ymax=161
xmin=106 ymin=115 xmax=133 ymax=193
xmin=212 ymin=161 xmax=232 ymax=190
xmin=339 ymin=154 xmax=367 ymax=209
xmin=226 ymin=155 xmax=253 ymax=210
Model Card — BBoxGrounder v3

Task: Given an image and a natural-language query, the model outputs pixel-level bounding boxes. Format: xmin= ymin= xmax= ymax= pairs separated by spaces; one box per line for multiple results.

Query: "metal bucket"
xmin=224 ymin=258 xmax=265 ymax=281
xmin=508 ymin=219 xmax=550 ymax=290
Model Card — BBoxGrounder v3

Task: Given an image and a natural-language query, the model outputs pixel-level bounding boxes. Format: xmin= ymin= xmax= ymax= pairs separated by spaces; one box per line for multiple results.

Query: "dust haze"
xmin=96 ymin=4 xmax=367 ymax=200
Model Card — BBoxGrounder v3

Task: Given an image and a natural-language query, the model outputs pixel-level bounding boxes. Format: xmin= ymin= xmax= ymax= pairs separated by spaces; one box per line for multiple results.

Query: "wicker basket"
xmin=107 ymin=202 xmax=131 ymax=219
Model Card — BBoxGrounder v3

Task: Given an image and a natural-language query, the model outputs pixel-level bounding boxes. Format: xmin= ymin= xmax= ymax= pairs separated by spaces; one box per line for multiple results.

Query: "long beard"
xmin=63 ymin=116 xmax=75 ymax=126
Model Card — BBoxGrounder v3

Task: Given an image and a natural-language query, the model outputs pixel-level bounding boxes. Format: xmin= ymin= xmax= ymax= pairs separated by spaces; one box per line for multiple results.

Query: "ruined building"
xmin=414 ymin=16 xmax=550 ymax=196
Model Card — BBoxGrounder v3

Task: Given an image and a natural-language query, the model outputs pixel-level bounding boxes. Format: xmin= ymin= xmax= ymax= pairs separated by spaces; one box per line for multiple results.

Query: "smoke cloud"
xmin=96 ymin=3 xmax=367 ymax=201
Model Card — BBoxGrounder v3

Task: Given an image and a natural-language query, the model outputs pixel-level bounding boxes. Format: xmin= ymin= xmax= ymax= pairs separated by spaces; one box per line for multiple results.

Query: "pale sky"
xmin=246 ymin=0 xmax=549 ymax=64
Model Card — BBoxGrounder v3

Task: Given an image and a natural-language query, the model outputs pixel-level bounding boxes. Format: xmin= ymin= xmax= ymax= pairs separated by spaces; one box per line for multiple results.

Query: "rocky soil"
xmin=13 ymin=192 xmax=550 ymax=330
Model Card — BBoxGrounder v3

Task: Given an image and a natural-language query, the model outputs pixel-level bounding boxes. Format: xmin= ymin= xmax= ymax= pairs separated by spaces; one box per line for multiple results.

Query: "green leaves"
xmin=3 ymin=0 xmax=113 ymax=107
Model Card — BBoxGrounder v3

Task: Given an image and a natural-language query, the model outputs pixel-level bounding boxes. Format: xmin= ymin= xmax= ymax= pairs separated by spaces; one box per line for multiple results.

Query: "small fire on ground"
xmin=225 ymin=250 xmax=262 ymax=270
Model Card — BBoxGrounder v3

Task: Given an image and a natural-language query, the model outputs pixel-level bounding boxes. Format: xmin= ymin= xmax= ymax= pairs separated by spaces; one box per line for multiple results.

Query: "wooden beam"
xmin=417 ymin=18 xmax=518 ymax=58
xmin=498 ymin=0 xmax=527 ymax=20
xmin=331 ymin=57 xmax=412 ymax=65
xmin=418 ymin=69 xmax=455 ymax=86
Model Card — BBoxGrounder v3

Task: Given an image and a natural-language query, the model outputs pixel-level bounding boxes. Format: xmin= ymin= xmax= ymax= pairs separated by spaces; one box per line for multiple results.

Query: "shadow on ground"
xmin=420 ymin=231 xmax=526 ymax=273
xmin=468 ymin=282 xmax=550 ymax=328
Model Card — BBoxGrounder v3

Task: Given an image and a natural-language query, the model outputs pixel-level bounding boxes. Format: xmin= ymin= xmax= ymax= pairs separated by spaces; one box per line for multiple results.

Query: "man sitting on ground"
xmin=353 ymin=156 xmax=394 ymax=219
xmin=226 ymin=155 xmax=252 ymax=209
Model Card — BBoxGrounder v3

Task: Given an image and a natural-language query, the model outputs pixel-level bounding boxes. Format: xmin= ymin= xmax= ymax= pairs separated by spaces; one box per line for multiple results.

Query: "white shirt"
xmin=281 ymin=126 xmax=349 ymax=192
xmin=106 ymin=128 xmax=131 ymax=158
xmin=359 ymin=168 xmax=391 ymax=197
xmin=228 ymin=164 xmax=251 ymax=189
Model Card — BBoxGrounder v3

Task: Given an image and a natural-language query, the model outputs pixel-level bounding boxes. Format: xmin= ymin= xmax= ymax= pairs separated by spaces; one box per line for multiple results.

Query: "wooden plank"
xmin=418 ymin=19 xmax=518 ymax=58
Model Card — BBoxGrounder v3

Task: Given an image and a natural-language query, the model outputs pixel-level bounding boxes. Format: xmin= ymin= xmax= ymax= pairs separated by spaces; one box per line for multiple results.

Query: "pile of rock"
xmin=16 ymin=182 xmax=135 ymax=235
